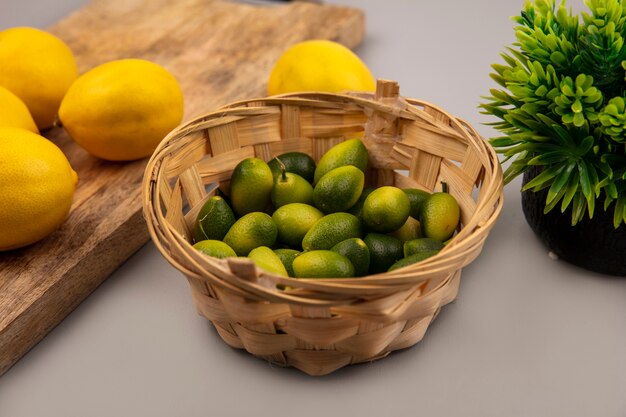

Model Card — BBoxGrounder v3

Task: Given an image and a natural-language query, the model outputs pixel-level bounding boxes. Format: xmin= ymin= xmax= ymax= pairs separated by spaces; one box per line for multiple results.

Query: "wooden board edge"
xmin=0 ymin=211 xmax=149 ymax=376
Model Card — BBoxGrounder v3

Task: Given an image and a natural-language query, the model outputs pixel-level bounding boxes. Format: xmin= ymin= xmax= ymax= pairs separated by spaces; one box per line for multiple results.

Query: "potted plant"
xmin=481 ymin=0 xmax=626 ymax=275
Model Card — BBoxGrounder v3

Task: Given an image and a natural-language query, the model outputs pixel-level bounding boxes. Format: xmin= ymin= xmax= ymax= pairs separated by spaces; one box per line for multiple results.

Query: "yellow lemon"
xmin=268 ymin=40 xmax=375 ymax=95
xmin=59 ymin=59 xmax=184 ymax=161
xmin=0 ymin=127 xmax=78 ymax=251
xmin=0 ymin=27 xmax=78 ymax=129
xmin=0 ymin=86 xmax=38 ymax=133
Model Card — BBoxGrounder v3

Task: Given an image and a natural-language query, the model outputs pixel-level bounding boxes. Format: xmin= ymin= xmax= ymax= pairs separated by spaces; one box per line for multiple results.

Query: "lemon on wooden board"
xmin=0 ymin=27 xmax=77 ymax=130
xmin=59 ymin=59 xmax=184 ymax=161
xmin=0 ymin=86 xmax=38 ymax=133
xmin=267 ymin=40 xmax=376 ymax=96
xmin=0 ymin=127 xmax=78 ymax=251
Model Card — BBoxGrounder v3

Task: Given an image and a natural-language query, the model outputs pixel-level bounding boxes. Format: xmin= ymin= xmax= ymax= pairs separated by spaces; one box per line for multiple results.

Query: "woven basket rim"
xmin=142 ymin=85 xmax=504 ymax=304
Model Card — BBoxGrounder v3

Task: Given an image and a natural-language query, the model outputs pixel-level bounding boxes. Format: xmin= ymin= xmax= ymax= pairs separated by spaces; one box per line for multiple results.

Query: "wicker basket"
xmin=142 ymin=80 xmax=503 ymax=376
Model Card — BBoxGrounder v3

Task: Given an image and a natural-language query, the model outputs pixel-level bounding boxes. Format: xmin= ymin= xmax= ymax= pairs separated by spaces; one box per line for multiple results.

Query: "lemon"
xmin=0 ymin=27 xmax=77 ymax=130
xmin=268 ymin=40 xmax=375 ymax=96
xmin=292 ymin=250 xmax=355 ymax=278
xmin=223 ymin=212 xmax=277 ymax=256
xmin=229 ymin=157 xmax=274 ymax=217
xmin=0 ymin=127 xmax=78 ymax=251
xmin=248 ymin=246 xmax=289 ymax=276
xmin=362 ymin=186 xmax=410 ymax=233
xmin=193 ymin=240 xmax=237 ymax=259
xmin=272 ymin=203 xmax=323 ymax=248
xmin=58 ymin=58 xmax=183 ymax=161
xmin=419 ymin=191 xmax=461 ymax=242
xmin=313 ymin=165 xmax=364 ymax=214
xmin=313 ymin=138 xmax=369 ymax=184
xmin=0 ymin=86 xmax=38 ymax=133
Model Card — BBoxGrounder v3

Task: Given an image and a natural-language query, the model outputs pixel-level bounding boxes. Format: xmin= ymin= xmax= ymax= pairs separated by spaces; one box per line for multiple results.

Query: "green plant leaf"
xmin=571 ymin=98 xmax=583 ymax=113
xmin=578 ymin=160 xmax=593 ymax=200
xmin=577 ymin=135 xmax=595 ymax=155
xmin=479 ymin=0 xmax=626 ymax=226
xmin=584 ymin=160 xmax=600 ymax=197
xmin=547 ymin=162 xmax=576 ymax=204
xmin=522 ymin=164 xmax=564 ymax=191
xmin=561 ymin=171 xmax=580 ymax=212
xmin=614 ymin=197 xmax=625 ymax=228
xmin=604 ymin=193 xmax=614 ymax=211
xmin=571 ymin=191 xmax=587 ymax=225
xmin=527 ymin=151 xmax=570 ymax=165
xmin=544 ymin=119 xmax=576 ymax=147
xmin=490 ymin=137 xmax=517 ymax=147
xmin=545 ymin=181 xmax=569 ymax=213
xmin=586 ymin=184 xmax=596 ymax=218
xmin=573 ymin=112 xmax=586 ymax=127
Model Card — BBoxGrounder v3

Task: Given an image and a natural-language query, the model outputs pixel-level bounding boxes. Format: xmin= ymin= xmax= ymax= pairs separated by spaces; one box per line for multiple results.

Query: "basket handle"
xmin=368 ymin=79 xmax=403 ymax=138
xmin=375 ymin=79 xmax=400 ymax=102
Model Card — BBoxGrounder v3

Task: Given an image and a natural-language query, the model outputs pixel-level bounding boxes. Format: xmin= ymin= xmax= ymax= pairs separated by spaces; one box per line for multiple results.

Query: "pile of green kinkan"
xmin=191 ymin=139 xmax=460 ymax=279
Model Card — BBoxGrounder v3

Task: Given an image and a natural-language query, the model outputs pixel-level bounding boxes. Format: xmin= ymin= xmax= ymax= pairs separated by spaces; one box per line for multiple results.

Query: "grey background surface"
xmin=1 ymin=1 xmax=625 ymax=416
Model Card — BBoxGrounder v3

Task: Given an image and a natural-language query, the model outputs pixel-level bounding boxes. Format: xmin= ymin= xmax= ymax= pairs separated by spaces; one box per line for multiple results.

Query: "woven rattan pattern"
xmin=143 ymin=80 xmax=503 ymax=375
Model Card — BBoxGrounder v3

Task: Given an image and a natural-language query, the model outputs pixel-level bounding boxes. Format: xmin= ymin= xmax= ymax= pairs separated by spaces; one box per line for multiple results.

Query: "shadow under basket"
xmin=142 ymin=80 xmax=504 ymax=376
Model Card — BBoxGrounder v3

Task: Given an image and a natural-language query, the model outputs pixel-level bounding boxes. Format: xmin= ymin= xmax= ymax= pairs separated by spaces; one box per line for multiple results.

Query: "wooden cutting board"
xmin=0 ymin=0 xmax=365 ymax=375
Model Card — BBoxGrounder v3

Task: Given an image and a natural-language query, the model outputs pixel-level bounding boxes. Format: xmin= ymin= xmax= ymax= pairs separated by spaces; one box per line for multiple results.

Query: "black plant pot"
xmin=522 ymin=166 xmax=626 ymax=276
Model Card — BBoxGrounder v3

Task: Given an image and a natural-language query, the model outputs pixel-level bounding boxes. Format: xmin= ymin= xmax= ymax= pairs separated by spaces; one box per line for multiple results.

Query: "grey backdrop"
xmin=1 ymin=1 xmax=625 ymax=416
